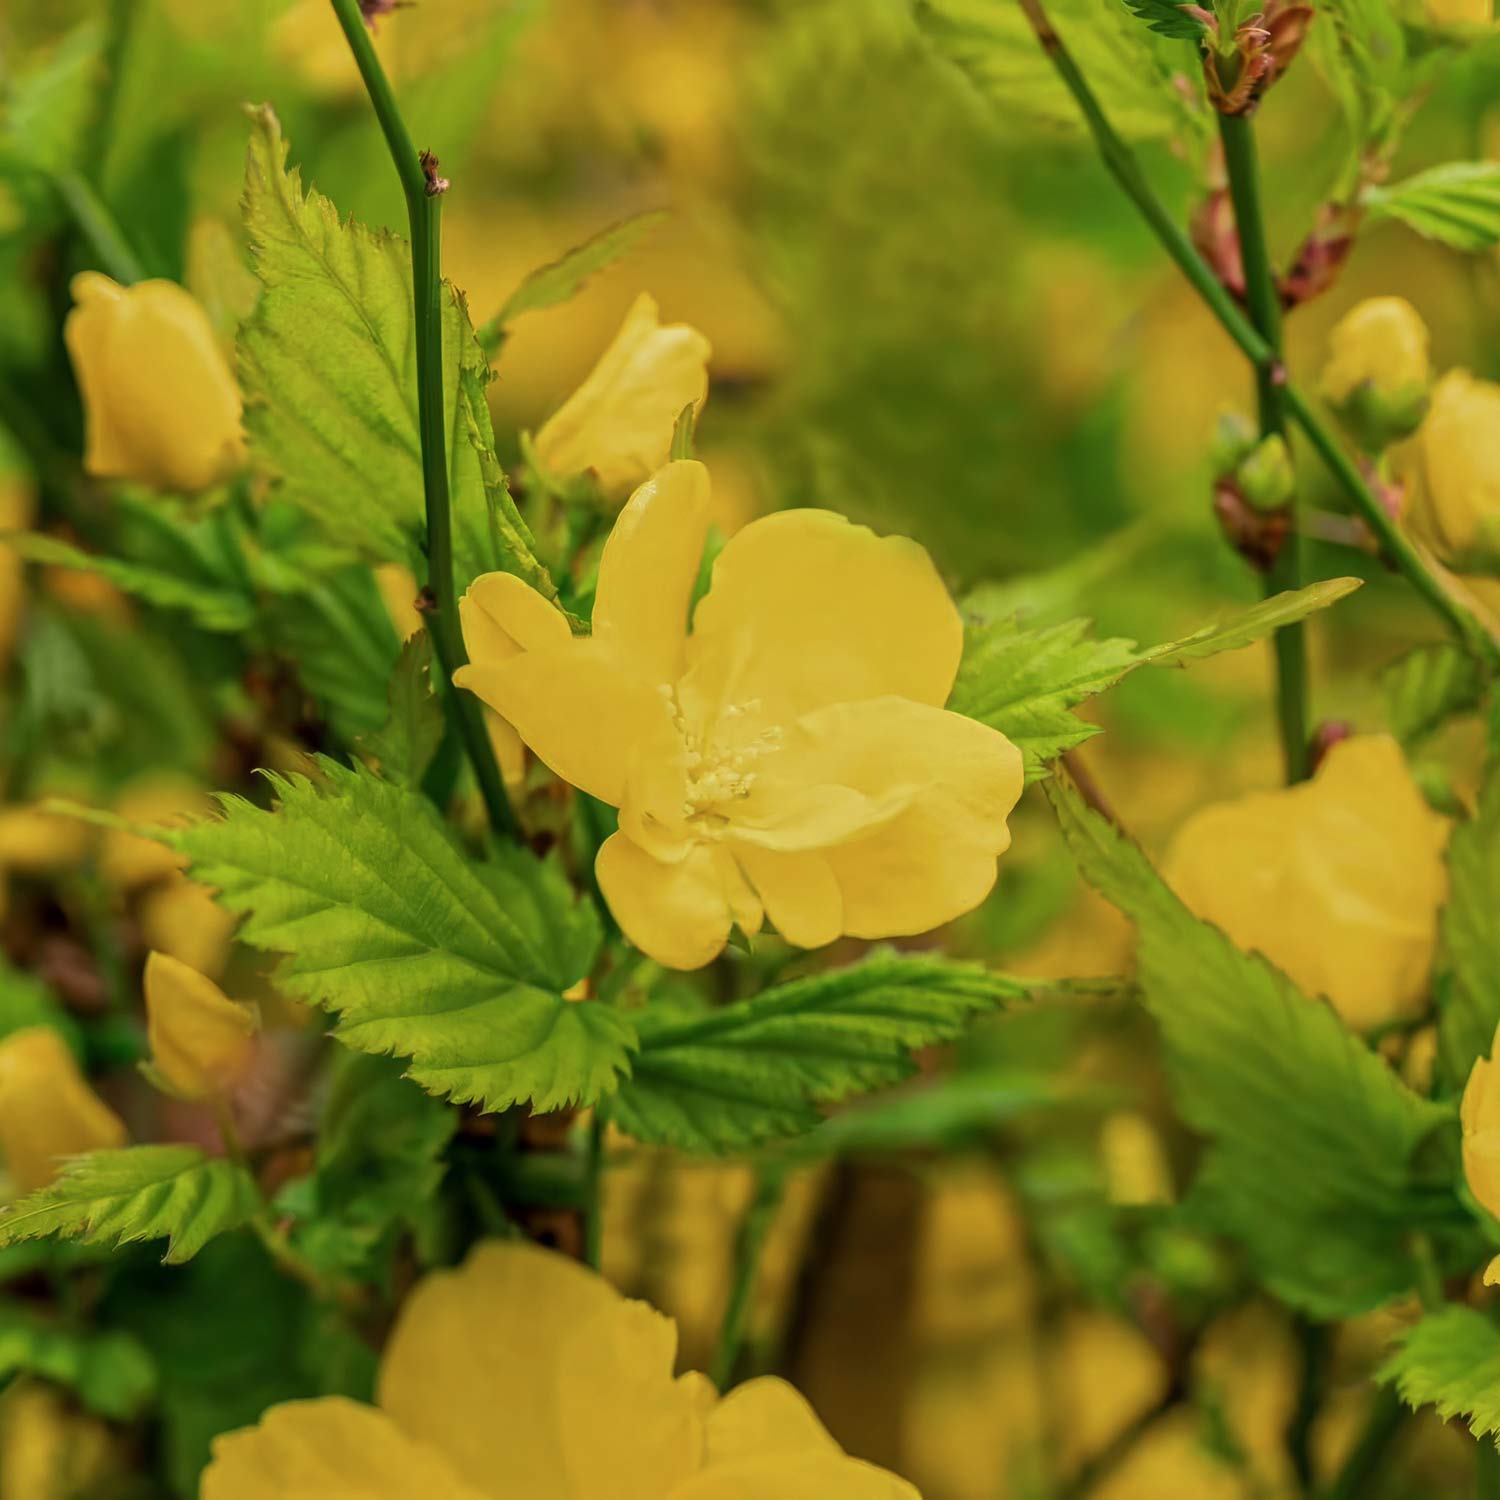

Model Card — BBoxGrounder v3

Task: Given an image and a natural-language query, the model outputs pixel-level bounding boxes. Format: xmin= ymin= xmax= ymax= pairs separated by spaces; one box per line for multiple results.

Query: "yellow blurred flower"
xmin=1320 ymin=296 xmax=1431 ymax=450
xmin=1462 ymin=1029 xmax=1500 ymax=1282
xmin=0 ymin=805 xmax=90 ymax=873
xmin=0 ymin=1382 xmax=119 ymax=1500
xmin=375 ymin=563 xmax=423 ymax=643
xmin=1395 ymin=369 xmax=1500 ymax=575
xmin=1100 ymin=1111 xmax=1174 ymax=1207
xmin=0 ymin=1028 xmax=126 ymax=1196
xmin=1165 ymin=735 xmax=1448 ymax=1031
xmin=1423 ymin=0 xmax=1492 ymax=22
xmin=534 ymin=292 xmax=710 ymax=500
xmin=0 ymin=481 xmax=33 ymax=674
xmin=455 ymin=461 xmax=1023 ymax=968
xmin=138 ymin=876 xmax=236 ymax=982
xmin=203 ymin=1240 xmax=918 ymax=1498
xmin=143 ymin=951 xmax=259 ymax=1102
xmin=100 ymin=774 xmax=212 ymax=890
xmin=64 ymin=273 xmax=245 ymax=494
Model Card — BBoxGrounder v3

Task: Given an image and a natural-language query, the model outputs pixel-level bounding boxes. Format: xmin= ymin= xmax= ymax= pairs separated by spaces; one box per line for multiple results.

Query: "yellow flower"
xmin=64 ymin=273 xmax=245 ymax=493
xmin=0 ymin=1028 xmax=126 ymax=1196
xmin=534 ymin=293 xmax=711 ymax=499
xmin=137 ymin=876 xmax=236 ymax=981
xmin=1164 ymin=735 xmax=1448 ymax=1031
xmin=143 ymin=951 xmax=259 ymax=1102
xmin=1320 ymin=296 xmax=1431 ymax=451
xmin=1395 ymin=369 xmax=1500 ymax=575
xmin=203 ymin=1240 xmax=919 ymax=1499
xmin=455 ymin=461 xmax=1024 ymax=969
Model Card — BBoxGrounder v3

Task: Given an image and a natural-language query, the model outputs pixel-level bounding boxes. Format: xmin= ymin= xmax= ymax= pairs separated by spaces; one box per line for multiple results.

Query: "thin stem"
xmin=1321 ymin=1385 xmax=1407 ymax=1500
xmin=583 ymin=1112 xmax=605 ymax=1271
xmin=328 ymin=0 xmax=519 ymax=838
xmin=1017 ymin=0 xmax=1500 ymax=673
xmin=53 ymin=171 xmax=146 ymax=285
xmin=1218 ymin=110 xmax=1309 ymax=782
xmin=710 ymin=1169 xmax=787 ymax=1389
xmin=1410 ymin=1231 xmax=1445 ymax=1313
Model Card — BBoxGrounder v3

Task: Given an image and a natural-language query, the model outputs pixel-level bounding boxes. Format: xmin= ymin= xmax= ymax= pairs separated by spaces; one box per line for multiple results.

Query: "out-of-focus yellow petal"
xmin=704 ymin=1378 xmax=842 ymax=1462
xmin=1321 ymin=297 xmax=1430 ymax=403
xmin=593 ymin=461 xmax=711 ymax=684
xmin=534 ymin=291 xmax=711 ymax=499
xmin=1165 ymin=734 xmax=1447 ymax=1030
xmin=596 ymin=832 xmax=760 ymax=970
xmin=671 ymin=1456 xmax=921 ymax=1500
xmin=1463 ymin=1037 xmax=1500 ymax=1221
xmin=0 ymin=1381 xmax=119 ymax=1500
xmin=377 ymin=1241 xmax=634 ymax=1496
xmin=1424 ymin=0 xmax=1492 ymax=23
xmin=65 ymin=274 xmax=244 ymax=494
xmin=0 ymin=482 xmax=34 ymax=675
xmin=143 ymin=951 xmax=259 ymax=1101
xmin=681 ymin=510 xmax=964 ymax=728
xmin=202 ymin=1398 xmax=492 ymax=1500
xmin=100 ymin=774 xmax=211 ymax=890
xmin=374 ymin=564 xmax=422 ymax=642
xmin=456 ymin=639 xmax=670 ymax=807
xmin=0 ymin=805 xmax=91 ymax=873
xmin=0 ymin=1028 xmax=126 ymax=1196
xmin=137 ymin=877 xmax=236 ymax=981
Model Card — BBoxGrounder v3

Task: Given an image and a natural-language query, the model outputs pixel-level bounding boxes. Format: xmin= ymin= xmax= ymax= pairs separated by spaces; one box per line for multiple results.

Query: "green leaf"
xmin=0 ymin=21 xmax=103 ymax=179
xmin=1383 ymin=642 xmax=1486 ymax=747
xmin=951 ymin=580 xmax=1360 ymax=778
xmin=1120 ymin=0 xmax=1208 ymax=40
xmin=0 ymin=1146 xmax=259 ymax=1264
xmin=1365 ymin=162 xmax=1500 ymax=252
xmin=358 ymin=632 xmax=443 ymax=789
xmin=607 ymin=954 xmax=1027 ymax=1152
xmin=2 ymin=532 xmax=255 ymax=632
xmin=1047 ymin=776 xmax=1459 ymax=1317
xmin=0 ymin=957 xmax=83 ymax=1055
xmin=156 ymin=760 xmax=630 ymax=1113
xmin=1380 ymin=1305 xmax=1500 ymax=1441
xmin=0 ymin=1308 xmax=156 ymax=1420
xmin=1437 ymin=761 xmax=1500 ymax=1087
xmin=485 ymin=210 xmax=667 ymax=336
xmin=916 ymin=0 xmax=1205 ymax=143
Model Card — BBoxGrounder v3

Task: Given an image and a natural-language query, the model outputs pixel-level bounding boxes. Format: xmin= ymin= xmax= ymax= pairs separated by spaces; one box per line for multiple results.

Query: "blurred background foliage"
xmin=3 ymin=1 xmax=1500 ymax=1496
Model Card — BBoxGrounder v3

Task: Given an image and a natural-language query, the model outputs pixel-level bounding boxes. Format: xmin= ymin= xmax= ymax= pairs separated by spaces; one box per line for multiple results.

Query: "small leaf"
xmin=1365 ymin=162 xmax=1500 ymax=252
xmin=1380 ymin=1305 xmax=1500 ymax=1441
xmin=1437 ymin=760 xmax=1500 ymax=1087
xmin=607 ymin=954 xmax=1029 ymax=1152
xmin=1120 ymin=0 xmax=1209 ymax=40
xmin=1382 ymin=642 xmax=1485 ymax=747
xmin=0 ymin=1146 xmax=259 ymax=1264
xmin=359 ymin=633 xmax=444 ymax=788
xmin=1138 ymin=579 xmax=1364 ymax=664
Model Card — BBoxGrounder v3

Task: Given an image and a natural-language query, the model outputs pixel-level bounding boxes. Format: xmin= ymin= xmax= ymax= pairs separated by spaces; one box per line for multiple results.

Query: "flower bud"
xmin=534 ymin=292 xmax=710 ymax=500
xmin=1164 ymin=735 xmax=1448 ymax=1032
xmin=1394 ymin=369 xmax=1500 ymax=576
xmin=1236 ymin=434 xmax=1295 ymax=511
xmin=64 ymin=273 xmax=245 ymax=494
xmin=0 ymin=1028 xmax=127 ymax=1195
xmin=143 ymin=951 xmax=259 ymax=1101
xmin=1320 ymin=297 xmax=1431 ymax=452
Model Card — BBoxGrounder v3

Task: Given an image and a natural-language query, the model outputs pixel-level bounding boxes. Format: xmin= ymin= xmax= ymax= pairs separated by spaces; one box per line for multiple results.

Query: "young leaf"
xmin=1382 ymin=642 xmax=1485 ymax=747
xmin=1437 ymin=761 xmax=1500 ymax=1086
xmin=154 ymin=760 xmax=631 ymax=1113
xmin=1048 ymin=776 xmax=1459 ymax=1317
xmin=1380 ymin=1305 xmax=1500 ymax=1441
xmin=1138 ymin=578 xmax=1363 ymax=664
xmin=0 ymin=1146 xmax=259 ymax=1264
xmin=358 ymin=632 xmax=444 ymax=788
xmin=1120 ymin=0 xmax=1208 ymax=40
xmin=1365 ymin=162 xmax=1500 ymax=253
xmin=606 ymin=954 xmax=1028 ymax=1152
xmin=482 ymin=209 xmax=667 ymax=344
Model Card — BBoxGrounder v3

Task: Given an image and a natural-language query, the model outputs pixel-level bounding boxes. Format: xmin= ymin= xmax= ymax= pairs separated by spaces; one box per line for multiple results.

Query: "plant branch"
xmin=1218 ymin=110 xmax=1309 ymax=781
xmin=1016 ymin=0 xmax=1500 ymax=673
xmin=328 ymin=0 xmax=519 ymax=838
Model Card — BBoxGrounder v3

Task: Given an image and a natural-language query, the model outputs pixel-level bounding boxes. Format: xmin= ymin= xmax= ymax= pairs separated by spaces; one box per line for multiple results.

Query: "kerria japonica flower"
xmin=455 ymin=460 xmax=1023 ymax=969
xmin=203 ymin=1241 xmax=920 ymax=1498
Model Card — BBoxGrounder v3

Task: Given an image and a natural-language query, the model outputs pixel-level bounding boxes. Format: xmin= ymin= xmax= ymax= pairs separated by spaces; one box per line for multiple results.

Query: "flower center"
xmin=657 ymin=686 xmax=782 ymax=826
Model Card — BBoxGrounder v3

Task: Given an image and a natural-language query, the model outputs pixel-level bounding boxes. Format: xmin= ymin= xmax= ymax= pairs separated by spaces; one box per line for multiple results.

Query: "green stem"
xmin=328 ymin=0 xmax=519 ymax=839
xmin=710 ymin=1169 xmax=787 ymax=1390
xmin=1218 ymin=111 xmax=1309 ymax=782
xmin=53 ymin=171 xmax=146 ymax=285
xmin=583 ymin=1112 xmax=605 ymax=1271
xmin=1410 ymin=1231 xmax=1445 ymax=1313
xmin=1321 ymin=1384 xmax=1406 ymax=1500
xmin=1016 ymin=0 xmax=1500 ymax=674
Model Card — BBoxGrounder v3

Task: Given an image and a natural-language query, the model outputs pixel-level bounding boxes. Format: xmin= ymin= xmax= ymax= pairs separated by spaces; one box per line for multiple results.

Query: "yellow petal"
xmin=593 ymin=460 xmax=711 ymax=685
xmin=1320 ymin=297 xmax=1430 ymax=403
xmin=100 ymin=774 xmax=209 ymax=890
xmin=202 ymin=1397 xmax=492 ymax=1500
xmin=534 ymin=291 xmax=711 ymax=499
xmin=65 ymin=274 xmax=244 ymax=494
xmin=555 ymin=1297 xmax=707 ymax=1499
xmin=753 ymin=698 xmax=1023 ymax=940
xmin=671 ymin=1455 xmax=921 ymax=1500
xmin=0 ymin=805 xmax=91 ymax=873
xmin=681 ymin=509 xmax=963 ymax=728
xmin=458 ymin=571 xmax=572 ymax=668
xmin=137 ymin=876 xmax=236 ymax=981
xmin=1484 ymin=1255 xmax=1500 ymax=1287
xmin=143 ymin=951 xmax=259 ymax=1101
xmin=730 ymin=845 xmax=842 ymax=950
xmin=377 ymin=1241 xmax=627 ymax=1496
xmin=596 ymin=832 xmax=760 ymax=969
xmin=0 ymin=1028 xmax=127 ymax=1196
xmin=456 ymin=639 xmax=670 ymax=807
xmin=374 ymin=564 xmax=423 ymax=642
xmin=705 ymin=1378 xmax=842 ymax=1462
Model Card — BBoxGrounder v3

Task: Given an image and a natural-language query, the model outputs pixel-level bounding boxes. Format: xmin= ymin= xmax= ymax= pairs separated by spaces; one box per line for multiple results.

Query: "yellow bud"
xmin=1424 ymin=0 xmax=1492 ymax=22
xmin=1320 ymin=297 xmax=1431 ymax=450
xmin=1463 ymin=1031 xmax=1500 ymax=1222
xmin=0 ymin=1028 xmax=126 ymax=1196
xmin=1165 ymin=735 xmax=1448 ymax=1032
xmin=534 ymin=291 xmax=711 ymax=499
xmin=143 ymin=951 xmax=259 ymax=1101
xmin=1394 ymin=369 xmax=1500 ymax=575
xmin=64 ymin=273 xmax=245 ymax=494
